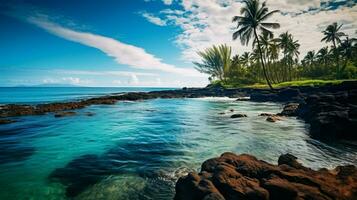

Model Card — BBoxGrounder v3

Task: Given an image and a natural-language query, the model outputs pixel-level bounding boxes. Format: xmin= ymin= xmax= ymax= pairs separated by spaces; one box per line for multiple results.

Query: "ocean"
xmin=0 ymin=87 xmax=356 ymax=199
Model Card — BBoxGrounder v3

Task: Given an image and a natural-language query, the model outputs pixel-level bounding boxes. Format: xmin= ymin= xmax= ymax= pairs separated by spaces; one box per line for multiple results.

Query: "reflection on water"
xmin=0 ymin=98 xmax=357 ymax=199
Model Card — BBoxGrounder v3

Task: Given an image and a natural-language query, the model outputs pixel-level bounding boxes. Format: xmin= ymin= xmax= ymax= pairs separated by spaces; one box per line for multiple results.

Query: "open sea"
xmin=0 ymin=87 xmax=357 ymax=199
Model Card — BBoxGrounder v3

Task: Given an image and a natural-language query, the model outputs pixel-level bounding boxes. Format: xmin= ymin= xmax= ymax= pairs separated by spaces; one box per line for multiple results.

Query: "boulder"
xmin=230 ymin=114 xmax=248 ymax=118
xmin=297 ymin=91 xmax=357 ymax=140
xmin=174 ymin=152 xmax=357 ymax=200
xmin=278 ymin=103 xmax=299 ymax=116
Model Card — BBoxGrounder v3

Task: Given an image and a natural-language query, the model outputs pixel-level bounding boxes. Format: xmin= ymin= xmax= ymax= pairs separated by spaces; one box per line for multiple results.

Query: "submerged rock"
xmin=174 ymin=152 xmax=357 ymax=200
xmin=266 ymin=115 xmax=283 ymax=122
xmin=54 ymin=111 xmax=77 ymax=118
xmin=85 ymin=112 xmax=95 ymax=116
xmin=230 ymin=114 xmax=247 ymax=118
xmin=259 ymin=113 xmax=275 ymax=117
xmin=0 ymin=118 xmax=16 ymax=124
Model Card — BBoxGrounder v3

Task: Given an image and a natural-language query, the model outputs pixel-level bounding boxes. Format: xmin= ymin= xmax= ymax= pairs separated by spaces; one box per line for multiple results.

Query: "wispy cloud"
xmin=3 ymin=4 xmax=203 ymax=77
xmin=143 ymin=0 xmax=174 ymax=5
xmin=141 ymin=12 xmax=167 ymax=26
xmin=43 ymin=77 xmax=91 ymax=85
xmin=55 ymin=69 xmax=158 ymax=77
xmin=162 ymin=0 xmax=173 ymax=5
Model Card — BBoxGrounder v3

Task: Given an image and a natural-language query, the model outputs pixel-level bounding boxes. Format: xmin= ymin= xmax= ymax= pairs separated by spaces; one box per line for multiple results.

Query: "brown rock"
xmin=278 ymin=153 xmax=305 ymax=169
xmin=259 ymin=113 xmax=275 ymax=117
xmin=278 ymin=103 xmax=299 ymax=116
xmin=174 ymin=152 xmax=357 ymax=200
xmin=266 ymin=115 xmax=283 ymax=122
xmin=54 ymin=111 xmax=77 ymax=118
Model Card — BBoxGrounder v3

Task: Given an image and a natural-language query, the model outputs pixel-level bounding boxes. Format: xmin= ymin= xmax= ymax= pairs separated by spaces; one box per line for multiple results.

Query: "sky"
xmin=0 ymin=0 xmax=356 ymax=87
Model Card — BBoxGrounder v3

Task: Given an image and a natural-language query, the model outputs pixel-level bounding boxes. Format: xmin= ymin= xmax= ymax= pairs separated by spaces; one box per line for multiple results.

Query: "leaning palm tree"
xmin=232 ymin=0 xmax=280 ymax=89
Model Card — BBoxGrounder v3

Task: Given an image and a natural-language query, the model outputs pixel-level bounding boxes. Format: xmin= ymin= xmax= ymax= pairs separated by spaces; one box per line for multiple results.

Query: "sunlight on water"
xmin=0 ymin=98 xmax=357 ymax=199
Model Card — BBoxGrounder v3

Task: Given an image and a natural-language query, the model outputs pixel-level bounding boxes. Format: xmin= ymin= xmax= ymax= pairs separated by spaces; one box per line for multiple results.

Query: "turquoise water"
xmin=1 ymin=90 xmax=357 ymax=199
xmin=0 ymin=87 xmax=175 ymax=104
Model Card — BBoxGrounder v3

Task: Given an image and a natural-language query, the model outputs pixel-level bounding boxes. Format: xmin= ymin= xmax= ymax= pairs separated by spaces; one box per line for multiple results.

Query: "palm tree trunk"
xmin=254 ymin=29 xmax=273 ymax=90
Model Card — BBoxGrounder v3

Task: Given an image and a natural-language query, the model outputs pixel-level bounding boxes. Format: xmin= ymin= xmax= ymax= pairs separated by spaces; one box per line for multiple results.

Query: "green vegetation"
xmin=194 ymin=0 xmax=357 ymax=89
xmin=209 ymin=79 xmax=355 ymax=89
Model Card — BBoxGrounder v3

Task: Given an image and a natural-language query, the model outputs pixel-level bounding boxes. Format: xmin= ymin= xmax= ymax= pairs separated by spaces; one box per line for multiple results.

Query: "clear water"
xmin=0 ymin=92 xmax=357 ymax=199
xmin=0 ymin=87 xmax=175 ymax=104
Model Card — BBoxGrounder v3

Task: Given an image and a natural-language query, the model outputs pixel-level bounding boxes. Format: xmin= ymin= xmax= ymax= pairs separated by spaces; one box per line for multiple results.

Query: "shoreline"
xmin=1 ymin=80 xmax=357 ymax=141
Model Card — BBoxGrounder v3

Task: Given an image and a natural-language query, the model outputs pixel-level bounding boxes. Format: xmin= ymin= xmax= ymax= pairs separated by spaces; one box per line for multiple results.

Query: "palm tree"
xmin=267 ymin=40 xmax=280 ymax=83
xmin=232 ymin=0 xmax=280 ymax=89
xmin=275 ymin=32 xmax=299 ymax=81
xmin=321 ymin=22 xmax=346 ymax=78
xmin=304 ymin=51 xmax=316 ymax=66
xmin=316 ymin=47 xmax=330 ymax=70
xmin=193 ymin=44 xmax=232 ymax=82
xmin=303 ymin=51 xmax=316 ymax=76
xmin=321 ymin=22 xmax=345 ymax=49
xmin=275 ymin=32 xmax=290 ymax=81
xmin=239 ymin=52 xmax=252 ymax=67
xmin=338 ymin=37 xmax=356 ymax=76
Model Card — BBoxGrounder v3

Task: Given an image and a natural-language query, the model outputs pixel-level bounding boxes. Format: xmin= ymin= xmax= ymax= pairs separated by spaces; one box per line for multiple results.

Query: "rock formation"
xmin=175 ymin=152 xmax=357 ymax=200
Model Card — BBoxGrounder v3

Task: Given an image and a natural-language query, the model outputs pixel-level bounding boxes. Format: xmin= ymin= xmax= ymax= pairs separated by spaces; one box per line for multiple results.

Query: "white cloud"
xmin=149 ymin=0 xmax=357 ymax=62
xmin=43 ymin=77 xmax=91 ymax=85
xmin=2 ymin=5 xmax=204 ymax=77
xmin=162 ymin=0 xmax=173 ymax=5
xmin=112 ymin=80 xmax=122 ymax=85
xmin=141 ymin=12 xmax=167 ymax=26
xmin=55 ymin=69 xmax=158 ymax=77
xmin=26 ymin=16 xmax=204 ymax=76
xmin=143 ymin=0 xmax=174 ymax=5
xmin=129 ymin=74 xmax=140 ymax=85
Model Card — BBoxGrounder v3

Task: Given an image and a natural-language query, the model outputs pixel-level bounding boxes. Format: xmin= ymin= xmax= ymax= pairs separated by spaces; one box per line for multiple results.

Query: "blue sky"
xmin=0 ymin=0 xmax=356 ymax=87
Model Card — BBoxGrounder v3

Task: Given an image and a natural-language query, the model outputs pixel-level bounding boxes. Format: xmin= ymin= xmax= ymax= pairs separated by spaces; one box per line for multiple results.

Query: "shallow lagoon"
xmin=0 ymin=97 xmax=357 ymax=199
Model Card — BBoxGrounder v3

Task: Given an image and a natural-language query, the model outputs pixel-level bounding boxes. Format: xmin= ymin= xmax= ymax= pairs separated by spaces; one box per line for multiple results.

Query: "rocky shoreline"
xmin=174 ymin=152 xmax=357 ymax=200
xmin=1 ymin=81 xmax=357 ymax=199
xmin=1 ymin=81 xmax=357 ymax=141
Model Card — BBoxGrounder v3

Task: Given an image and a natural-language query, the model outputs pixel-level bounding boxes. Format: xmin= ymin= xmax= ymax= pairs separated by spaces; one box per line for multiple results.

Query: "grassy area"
xmin=211 ymin=79 xmax=356 ymax=89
